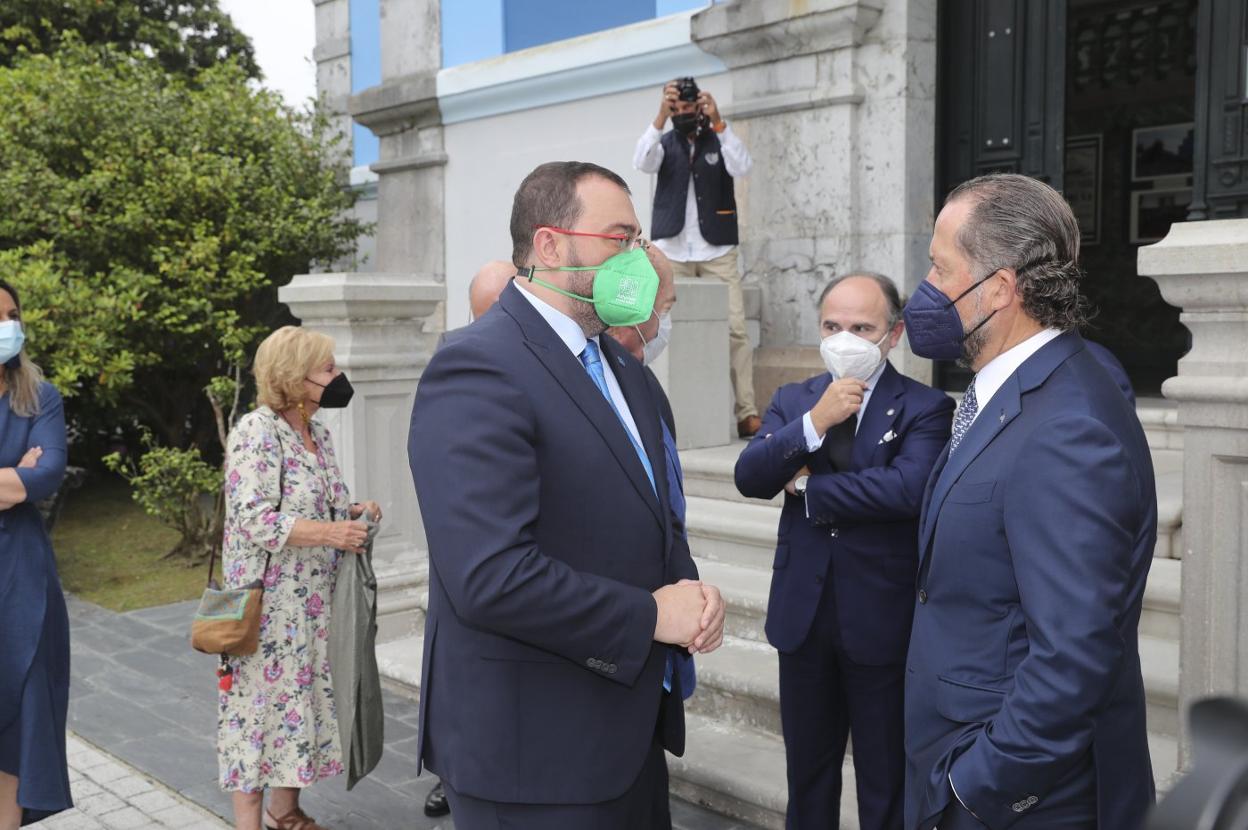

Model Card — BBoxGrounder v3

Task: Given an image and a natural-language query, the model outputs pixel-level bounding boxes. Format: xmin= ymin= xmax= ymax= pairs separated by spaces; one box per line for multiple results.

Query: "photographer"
xmin=634 ymin=77 xmax=759 ymax=438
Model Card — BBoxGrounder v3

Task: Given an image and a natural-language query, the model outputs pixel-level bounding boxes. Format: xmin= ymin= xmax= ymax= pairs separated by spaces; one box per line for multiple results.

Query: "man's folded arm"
xmin=734 ymin=394 xmax=810 ymax=499
xmin=804 ymin=395 xmax=953 ymax=523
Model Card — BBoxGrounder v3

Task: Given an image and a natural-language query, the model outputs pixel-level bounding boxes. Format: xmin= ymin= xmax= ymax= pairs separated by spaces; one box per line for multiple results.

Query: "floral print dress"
xmin=216 ymin=406 xmax=351 ymax=793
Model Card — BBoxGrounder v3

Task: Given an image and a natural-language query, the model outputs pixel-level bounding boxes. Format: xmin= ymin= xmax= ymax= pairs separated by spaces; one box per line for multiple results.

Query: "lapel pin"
xmin=879 ymin=429 xmax=897 ymax=445
xmin=999 ymin=411 xmax=1005 ymax=423
xmin=886 ymin=408 xmax=895 ymax=417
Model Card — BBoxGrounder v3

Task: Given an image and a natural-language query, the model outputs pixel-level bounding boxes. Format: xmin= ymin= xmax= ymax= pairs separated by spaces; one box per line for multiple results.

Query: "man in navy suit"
xmin=902 ymin=173 xmax=1157 ymax=830
xmin=735 ymin=273 xmax=954 ymax=829
xmin=408 ymin=161 xmax=725 ymax=830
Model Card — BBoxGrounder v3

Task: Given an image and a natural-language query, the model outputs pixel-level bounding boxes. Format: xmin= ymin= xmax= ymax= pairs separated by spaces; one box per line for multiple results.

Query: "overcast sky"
xmin=218 ymin=0 xmax=318 ymax=109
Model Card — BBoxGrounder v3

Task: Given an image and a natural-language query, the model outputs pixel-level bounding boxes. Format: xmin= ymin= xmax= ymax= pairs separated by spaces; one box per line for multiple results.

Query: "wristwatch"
xmin=793 ymin=475 xmax=810 ymax=497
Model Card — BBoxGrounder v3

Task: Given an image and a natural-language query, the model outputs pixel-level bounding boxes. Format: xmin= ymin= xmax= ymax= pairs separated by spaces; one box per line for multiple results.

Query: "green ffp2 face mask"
xmin=524 ymin=247 xmax=660 ymax=328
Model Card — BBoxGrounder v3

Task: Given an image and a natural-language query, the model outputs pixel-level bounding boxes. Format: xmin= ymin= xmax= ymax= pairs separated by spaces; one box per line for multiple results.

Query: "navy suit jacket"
xmin=734 ymin=362 xmax=954 ymax=663
xmin=1083 ymin=338 xmax=1136 ymax=407
xmin=408 ymin=283 xmax=697 ymax=805
xmin=904 ymin=332 xmax=1157 ymax=830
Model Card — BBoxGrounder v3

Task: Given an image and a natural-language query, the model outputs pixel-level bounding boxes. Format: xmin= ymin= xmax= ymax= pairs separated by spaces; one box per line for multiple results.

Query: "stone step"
xmin=670 ymin=714 xmax=799 ymax=830
xmin=1142 ymin=557 xmax=1181 ymax=640
xmin=685 ymin=495 xmax=778 ymax=568
xmin=1151 ymin=730 xmax=1180 ymax=794
xmin=682 ymin=441 xmax=779 ymax=506
xmin=686 ymin=501 xmax=1181 ymax=643
xmin=687 ymin=635 xmax=780 ymax=736
xmin=375 ymin=635 xmax=1178 ymax=826
xmin=681 ymin=444 xmax=1184 ymax=561
xmin=1141 ymin=633 xmax=1181 ymax=738
xmin=695 ymin=558 xmax=770 ymax=642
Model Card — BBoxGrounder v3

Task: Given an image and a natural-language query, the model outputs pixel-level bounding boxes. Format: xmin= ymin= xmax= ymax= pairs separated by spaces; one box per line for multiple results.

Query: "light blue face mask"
xmin=0 ymin=320 xmax=24 ymax=366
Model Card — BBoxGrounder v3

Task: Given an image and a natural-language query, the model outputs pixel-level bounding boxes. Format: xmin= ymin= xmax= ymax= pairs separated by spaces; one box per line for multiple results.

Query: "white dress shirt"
xmin=964 ymin=328 xmax=1064 ymax=426
xmin=801 ymin=359 xmax=890 ymax=450
xmin=633 ymin=123 xmax=752 ymax=263
xmin=514 ymin=282 xmax=643 ymax=448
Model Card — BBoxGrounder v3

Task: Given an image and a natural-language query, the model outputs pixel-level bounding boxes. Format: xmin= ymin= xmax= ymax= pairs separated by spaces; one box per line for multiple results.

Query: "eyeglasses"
xmin=534 ymin=225 xmax=645 ymax=252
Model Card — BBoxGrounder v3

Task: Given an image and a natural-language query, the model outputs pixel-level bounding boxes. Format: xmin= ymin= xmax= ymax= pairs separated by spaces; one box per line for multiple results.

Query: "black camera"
xmin=674 ymin=77 xmax=700 ymax=103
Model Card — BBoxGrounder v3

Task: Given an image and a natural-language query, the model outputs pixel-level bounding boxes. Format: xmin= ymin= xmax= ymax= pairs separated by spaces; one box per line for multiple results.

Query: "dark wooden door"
xmin=934 ymin=0 xmax=1068 ymax=389
xmin=1190 ymin=0 xmax=1248 ymax=219
xmin=936 ymin=0 xmax=1068 ymax=202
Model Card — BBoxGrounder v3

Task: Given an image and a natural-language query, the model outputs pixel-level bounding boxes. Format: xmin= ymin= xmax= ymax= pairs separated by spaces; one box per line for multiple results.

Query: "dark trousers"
xmin=779 ymin=580 xmax=905 ymax=830
xmin=442 ymin=736 xmax=671 ymax=830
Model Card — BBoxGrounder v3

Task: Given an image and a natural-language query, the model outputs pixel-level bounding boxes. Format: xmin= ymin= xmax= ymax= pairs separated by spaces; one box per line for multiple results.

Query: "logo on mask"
xmin=615 ymin=276 xmax=640 ymax=306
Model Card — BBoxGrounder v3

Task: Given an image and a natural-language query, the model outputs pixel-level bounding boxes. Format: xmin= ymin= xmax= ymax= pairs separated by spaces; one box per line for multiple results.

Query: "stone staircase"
xmin=374 ymin=409 xmax=1184 ymax=830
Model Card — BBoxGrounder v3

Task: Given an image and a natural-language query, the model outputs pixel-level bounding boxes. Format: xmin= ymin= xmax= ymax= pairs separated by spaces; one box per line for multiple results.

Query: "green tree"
xmin=0 ymin=0 xmax=259 ymax=79
xmin=0 ymin=43 xmax=364 ymax=453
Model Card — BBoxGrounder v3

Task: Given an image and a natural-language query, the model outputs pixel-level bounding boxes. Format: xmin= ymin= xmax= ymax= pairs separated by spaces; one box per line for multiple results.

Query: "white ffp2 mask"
xmin=820 ymin=329 xmax=889 ymax=380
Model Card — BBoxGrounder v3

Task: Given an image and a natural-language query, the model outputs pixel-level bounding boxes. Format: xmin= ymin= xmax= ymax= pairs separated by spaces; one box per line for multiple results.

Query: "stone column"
xmin=312 ymin=0 xmax=353 ymax=153
xmin=1138 ymin=218 xmax=1248 ymax=773
xmin=280 ymin=273 xmax=445 ymax=641
xmin=349 ymin=0 xmax=445 ymax=281
xmin=691 ymin=0 xmax=938 ymax=384
xmin=649 ymin=280 xmax=734 ymax=450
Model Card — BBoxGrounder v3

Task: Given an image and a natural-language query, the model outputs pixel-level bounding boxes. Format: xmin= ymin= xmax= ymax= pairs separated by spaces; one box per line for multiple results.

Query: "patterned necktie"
xmin=579 ymin=341 xmax=656 ymax=496
xmin=949 ymin=379 xmax=978 ymax=456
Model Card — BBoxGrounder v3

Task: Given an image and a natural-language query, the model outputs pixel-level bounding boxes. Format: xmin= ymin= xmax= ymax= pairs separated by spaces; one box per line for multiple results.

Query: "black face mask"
xmin=671 ymin=112 xmax=701 ymax=137
xmin=308 ymin=373 xmax=355 ymax=409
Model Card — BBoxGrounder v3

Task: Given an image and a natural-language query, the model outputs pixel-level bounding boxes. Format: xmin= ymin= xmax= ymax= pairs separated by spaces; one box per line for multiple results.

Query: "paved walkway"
xmin=67 ymin=595 xmax=451 ymax=829
xmin=65 ymin=595 xmax=749 ymax=830
xmin=39 ymin=734 xmax=227 ymax=830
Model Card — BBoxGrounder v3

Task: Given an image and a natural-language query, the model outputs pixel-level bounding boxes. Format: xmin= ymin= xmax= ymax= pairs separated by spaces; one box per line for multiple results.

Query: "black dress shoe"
xmin=424 ymin=780 xmax=450 ymax=817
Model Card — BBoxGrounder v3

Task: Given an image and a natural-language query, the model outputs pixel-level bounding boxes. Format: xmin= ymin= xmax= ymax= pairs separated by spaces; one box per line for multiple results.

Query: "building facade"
xmin=302 ymin=1 xmax=1248 ymax=825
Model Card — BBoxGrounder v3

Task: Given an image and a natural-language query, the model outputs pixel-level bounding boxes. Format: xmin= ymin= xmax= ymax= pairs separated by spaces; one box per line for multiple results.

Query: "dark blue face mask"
xmin=902 ymin=273 xmax=998 ymax=361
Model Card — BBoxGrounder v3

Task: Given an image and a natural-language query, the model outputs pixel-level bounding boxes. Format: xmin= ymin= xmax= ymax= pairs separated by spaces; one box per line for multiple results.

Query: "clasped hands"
xmin=653 ymin=579 xmax=725 ymax=655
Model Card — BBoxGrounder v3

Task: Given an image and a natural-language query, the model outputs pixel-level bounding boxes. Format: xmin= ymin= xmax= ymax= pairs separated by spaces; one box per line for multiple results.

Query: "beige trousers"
xmin=669 ymin=248 xmax=757 ymax=421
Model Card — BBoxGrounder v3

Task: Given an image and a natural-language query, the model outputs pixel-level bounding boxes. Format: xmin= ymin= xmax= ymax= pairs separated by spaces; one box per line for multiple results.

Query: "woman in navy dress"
xmin=0 ymin=279 xmax=72 ymax=828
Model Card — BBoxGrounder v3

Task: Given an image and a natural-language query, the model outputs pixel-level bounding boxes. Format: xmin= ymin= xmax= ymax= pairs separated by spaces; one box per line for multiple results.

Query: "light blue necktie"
xmin=579 ymin=341 xmax=656 ymax=496
xmin=581 ymin=341 xmax=670 ymax=692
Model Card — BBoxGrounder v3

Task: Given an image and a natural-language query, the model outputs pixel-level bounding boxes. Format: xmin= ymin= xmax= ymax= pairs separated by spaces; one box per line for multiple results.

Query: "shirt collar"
xmin=515 ymin=279 xmax=589 ymax=357
xmin=973 ymin=328 xmax=1064 ymax=409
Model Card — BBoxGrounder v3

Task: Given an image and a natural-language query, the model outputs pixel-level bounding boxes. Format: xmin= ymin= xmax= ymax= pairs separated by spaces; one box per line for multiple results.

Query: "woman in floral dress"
xmin=218 ymin=326 xmax=381 ymax=830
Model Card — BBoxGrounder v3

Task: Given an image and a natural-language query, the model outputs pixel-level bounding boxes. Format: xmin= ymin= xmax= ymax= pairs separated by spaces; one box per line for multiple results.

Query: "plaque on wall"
xmin=1131 ymin=123 xmax=1194 ymax=181
xmin=1064 ymin=134 xmax=1102 ymax=245
xmin=1130 ymin=188 xmax=1192 ymax=243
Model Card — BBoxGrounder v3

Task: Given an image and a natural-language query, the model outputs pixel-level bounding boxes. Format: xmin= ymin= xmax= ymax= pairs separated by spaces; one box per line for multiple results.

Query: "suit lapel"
xmin=601 ymin=334 xmax=669 ymax=532
xmin=500 ymin=286 xmax=665 ymax=531
xmin=852 ymin=363 xmax=904 ymax=469
xmin=917 ymin=331 xmax=1086 ymax=565
xmin=918 ymin=375 xmax=1022 ymax=564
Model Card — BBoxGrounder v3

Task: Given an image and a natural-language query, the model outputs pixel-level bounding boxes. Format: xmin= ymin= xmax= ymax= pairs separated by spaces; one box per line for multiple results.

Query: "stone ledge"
xmin=726 ymin=85 xmax=865 ymax=120
xmin=1138 ymin=218 xmax=1248 ymax=282
xmin=693 ymin=0 xmax=883 ymax=69
xmin=313 ymin=36 xmax=350 ymax=63
xmin=350 ymin=72 xmax=441 ymax=136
